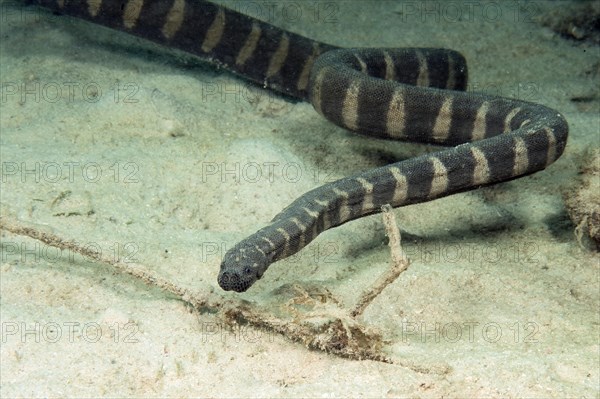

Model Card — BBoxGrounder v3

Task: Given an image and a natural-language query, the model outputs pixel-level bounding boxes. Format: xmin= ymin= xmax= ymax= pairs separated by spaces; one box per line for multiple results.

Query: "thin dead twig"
xmin=351 ymin=204 xmax=411 ymax=318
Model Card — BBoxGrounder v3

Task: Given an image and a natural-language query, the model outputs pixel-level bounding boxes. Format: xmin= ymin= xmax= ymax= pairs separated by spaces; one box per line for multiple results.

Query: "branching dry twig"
xmin=0 ymin=214 xmax=390 ymax=363
xmin=351 ymin=204 xmax=411 ymax=317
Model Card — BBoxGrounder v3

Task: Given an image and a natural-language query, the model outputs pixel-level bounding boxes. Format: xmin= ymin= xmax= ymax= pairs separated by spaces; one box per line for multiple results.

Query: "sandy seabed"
xmin=1 ymin=0 xmax=598 ymax=397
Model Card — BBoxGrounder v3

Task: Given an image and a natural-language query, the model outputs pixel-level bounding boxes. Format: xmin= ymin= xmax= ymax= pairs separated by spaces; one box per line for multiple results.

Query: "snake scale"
xmin=28 ymin=0 xmax=569 ymax=292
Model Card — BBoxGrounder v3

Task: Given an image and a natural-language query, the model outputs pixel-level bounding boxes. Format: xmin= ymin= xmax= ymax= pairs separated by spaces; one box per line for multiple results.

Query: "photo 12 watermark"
xmin=1 ymin=161 xmax=140 ymax=184
xmin=198 ymin=240 xmax=342 ymax=266
xmin=1 ymin=240 xmax=143 ymax=265
xmin=1 ymin=81 xmax=140 ymax=105
xmin=1 ymin=321 xmax=139 ymax=344
xmin=199 ymin=160 xmax=340 ymax=185
xmin=393 ymin=1 xmax=543 ymax=24
xmin=403 ymin=240 xmax=540 ymax=265
xmin=398 ymin=320 xmax=540 ymax=344
xmin=219 ymin=1 xmax=339 ymax=24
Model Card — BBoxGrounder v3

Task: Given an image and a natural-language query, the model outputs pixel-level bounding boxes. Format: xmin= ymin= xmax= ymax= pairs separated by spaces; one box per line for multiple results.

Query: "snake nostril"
xmin=218 ymin=271 xmax=236 ymax=290
xmin=218 ymin=269 xmax=253 ymax=292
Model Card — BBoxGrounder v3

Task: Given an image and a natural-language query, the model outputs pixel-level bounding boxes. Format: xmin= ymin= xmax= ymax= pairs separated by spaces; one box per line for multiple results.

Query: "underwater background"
xmin=1 ymin=0 xmax=598 ymax=397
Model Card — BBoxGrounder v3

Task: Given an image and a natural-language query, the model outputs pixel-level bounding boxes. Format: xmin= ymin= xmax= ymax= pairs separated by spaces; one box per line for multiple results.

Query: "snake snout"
xmin=218 ymin=269 xmax=253 ymax=292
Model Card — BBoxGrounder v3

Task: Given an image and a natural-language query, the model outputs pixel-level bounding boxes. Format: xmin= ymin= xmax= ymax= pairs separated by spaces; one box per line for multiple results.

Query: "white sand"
xmin=1 ymin=0 xmax=598 ymax=397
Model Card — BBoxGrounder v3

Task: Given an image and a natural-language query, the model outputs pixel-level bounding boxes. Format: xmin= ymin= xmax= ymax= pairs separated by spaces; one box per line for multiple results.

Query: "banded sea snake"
xmin=29 ymin=0 xmax=569 ymax=292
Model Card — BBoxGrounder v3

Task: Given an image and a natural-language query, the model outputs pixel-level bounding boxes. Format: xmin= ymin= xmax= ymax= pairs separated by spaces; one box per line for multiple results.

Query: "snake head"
xmin=218 ymin=244 xmax=269 ymax=292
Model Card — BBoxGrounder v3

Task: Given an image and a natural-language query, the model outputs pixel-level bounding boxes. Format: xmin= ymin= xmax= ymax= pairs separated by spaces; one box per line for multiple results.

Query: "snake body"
xmin=29 ymin=0 xmax=569 ymax=292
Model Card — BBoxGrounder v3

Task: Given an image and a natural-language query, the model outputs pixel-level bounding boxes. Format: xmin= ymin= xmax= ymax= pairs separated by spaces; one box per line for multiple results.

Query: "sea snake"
xmin=28 ymin=0 xmax=569 ymax=292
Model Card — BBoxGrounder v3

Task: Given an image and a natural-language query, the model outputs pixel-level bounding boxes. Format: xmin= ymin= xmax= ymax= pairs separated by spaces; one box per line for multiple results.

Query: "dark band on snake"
xmin=28 ymin=0 xmax=569 ymax=292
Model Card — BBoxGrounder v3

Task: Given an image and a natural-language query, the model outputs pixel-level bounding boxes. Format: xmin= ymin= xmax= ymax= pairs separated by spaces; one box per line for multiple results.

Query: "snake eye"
xmin=243 ymin=266 xmax=253 ymax=275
